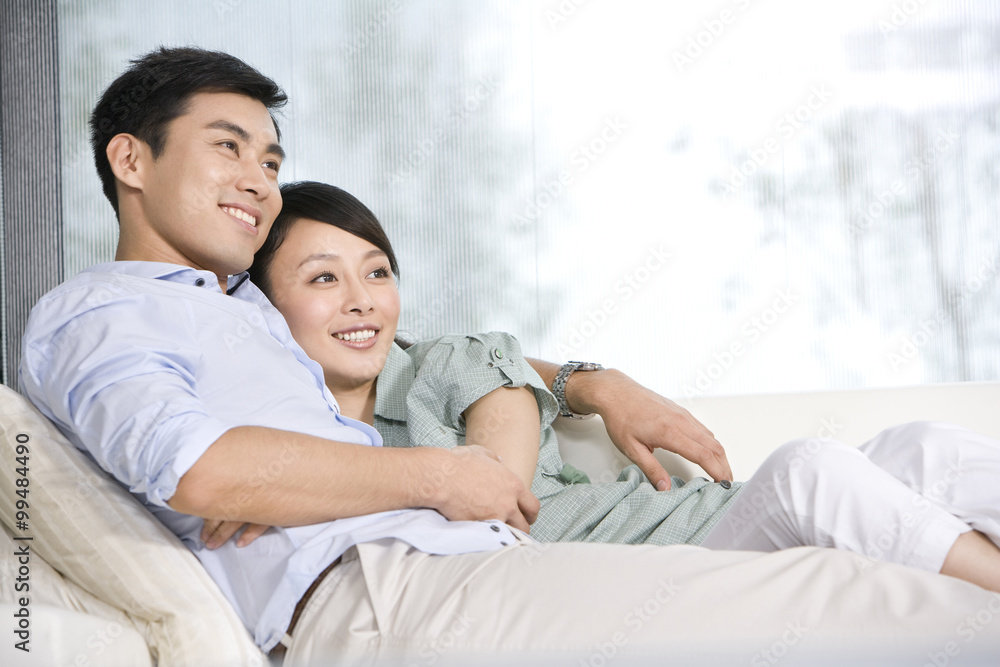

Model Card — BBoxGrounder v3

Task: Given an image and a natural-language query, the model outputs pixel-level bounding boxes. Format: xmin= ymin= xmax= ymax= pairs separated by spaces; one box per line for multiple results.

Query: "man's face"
xmin=134 ymin=91 xmax=284 ymax=278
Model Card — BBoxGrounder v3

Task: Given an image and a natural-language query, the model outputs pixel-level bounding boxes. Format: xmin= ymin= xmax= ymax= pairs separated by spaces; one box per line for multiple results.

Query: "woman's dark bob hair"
xmin=248 ymin=180 xmax=400 ymax=298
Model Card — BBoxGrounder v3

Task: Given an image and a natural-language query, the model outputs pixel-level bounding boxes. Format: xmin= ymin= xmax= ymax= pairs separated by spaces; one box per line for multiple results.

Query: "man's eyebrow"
xmin=206 ymin=120 xmax=285 ymax=160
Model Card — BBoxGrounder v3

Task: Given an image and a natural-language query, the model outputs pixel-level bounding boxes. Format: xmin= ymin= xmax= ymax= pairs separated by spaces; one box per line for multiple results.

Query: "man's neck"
xmin=115 ymin=244 xmax=228 ymax=293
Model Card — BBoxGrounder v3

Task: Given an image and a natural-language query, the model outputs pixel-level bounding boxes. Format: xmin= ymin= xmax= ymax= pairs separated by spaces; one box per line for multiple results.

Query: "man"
xmin=19 ymin=47 xmax=988 ymax=664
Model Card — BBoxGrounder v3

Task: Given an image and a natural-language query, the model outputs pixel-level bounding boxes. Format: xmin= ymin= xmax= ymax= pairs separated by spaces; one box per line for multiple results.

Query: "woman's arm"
xmin=462 ymin=385 xmax=542 ymax=490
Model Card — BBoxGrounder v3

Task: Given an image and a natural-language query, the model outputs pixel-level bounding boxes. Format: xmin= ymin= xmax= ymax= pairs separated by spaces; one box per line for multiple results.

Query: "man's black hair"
xmin=89 ymin=46 xmax=287 ymax=218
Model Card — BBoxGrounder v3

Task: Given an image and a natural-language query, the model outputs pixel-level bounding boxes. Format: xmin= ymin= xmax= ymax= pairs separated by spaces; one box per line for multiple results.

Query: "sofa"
xmin=2 ymin=380 xmax=1000 ymax=666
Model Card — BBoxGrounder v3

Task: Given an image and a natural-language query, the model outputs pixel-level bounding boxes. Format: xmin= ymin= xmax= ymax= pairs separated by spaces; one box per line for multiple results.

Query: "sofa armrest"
xmin=556 ymin=381 xmax=1000 ymax=482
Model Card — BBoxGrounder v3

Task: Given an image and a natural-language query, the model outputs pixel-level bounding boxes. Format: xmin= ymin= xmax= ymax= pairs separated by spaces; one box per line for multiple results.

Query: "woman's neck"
xmin=328 ymin=379 xmax=378 ymax=425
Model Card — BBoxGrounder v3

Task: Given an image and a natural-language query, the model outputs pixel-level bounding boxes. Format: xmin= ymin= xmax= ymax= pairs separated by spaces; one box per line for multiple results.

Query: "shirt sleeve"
xmin=402 ymin=332 xmax=559 ymax=448
xmin=19 ymin=284 xmax=231 ymax=508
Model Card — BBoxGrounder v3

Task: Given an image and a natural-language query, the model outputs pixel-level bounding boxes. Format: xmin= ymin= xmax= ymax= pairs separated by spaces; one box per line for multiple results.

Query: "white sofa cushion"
xmin=0 ymin=384 xmax=265 ymax=666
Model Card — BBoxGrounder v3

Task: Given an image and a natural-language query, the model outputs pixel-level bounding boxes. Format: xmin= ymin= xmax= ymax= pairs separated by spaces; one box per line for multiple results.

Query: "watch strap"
xmin=552 ymin=361 xmax=604 ymax=419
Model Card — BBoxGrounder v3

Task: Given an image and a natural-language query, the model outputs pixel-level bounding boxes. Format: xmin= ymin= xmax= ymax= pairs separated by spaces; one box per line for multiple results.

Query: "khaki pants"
xmin=284 ymin=535 xmax=1000 ymax=666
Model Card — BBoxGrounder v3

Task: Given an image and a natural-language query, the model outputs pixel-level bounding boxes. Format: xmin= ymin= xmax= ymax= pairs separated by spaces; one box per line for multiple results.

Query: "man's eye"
xmin=263 ymin=160 xmax=280 ymax=172
xmin=220 ymin=140 xmax=238 ymax=152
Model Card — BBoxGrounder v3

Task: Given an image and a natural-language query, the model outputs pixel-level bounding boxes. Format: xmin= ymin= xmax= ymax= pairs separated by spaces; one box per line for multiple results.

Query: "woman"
xmin=235 ymin=180 xmax=1000 ymax=592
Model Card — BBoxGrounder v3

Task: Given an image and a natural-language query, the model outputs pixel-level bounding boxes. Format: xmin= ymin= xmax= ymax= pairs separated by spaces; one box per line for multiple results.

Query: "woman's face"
xmin=265 ymin=218 xmax=400 ymax=394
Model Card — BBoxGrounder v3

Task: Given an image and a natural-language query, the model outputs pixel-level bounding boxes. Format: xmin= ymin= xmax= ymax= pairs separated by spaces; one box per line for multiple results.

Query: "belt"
xmin=268 ymin=557 xmax=341 ymax=661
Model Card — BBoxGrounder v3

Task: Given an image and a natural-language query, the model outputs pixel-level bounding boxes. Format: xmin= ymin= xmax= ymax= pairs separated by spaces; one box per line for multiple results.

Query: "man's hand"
xmin=527 ymin=358 xmax=734 ymax=491
xmin=582 ymin=370 xmax=733 ymax=490
xmin=201 ymin=520 xmax=271 ymax=549
xmin=425 ymin=445 xmax=539 ymax=532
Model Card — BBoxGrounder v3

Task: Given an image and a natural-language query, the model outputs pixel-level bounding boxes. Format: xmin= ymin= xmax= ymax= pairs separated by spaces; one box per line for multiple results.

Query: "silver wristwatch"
xmin=552 ymin=361 xmax=604 ymax=419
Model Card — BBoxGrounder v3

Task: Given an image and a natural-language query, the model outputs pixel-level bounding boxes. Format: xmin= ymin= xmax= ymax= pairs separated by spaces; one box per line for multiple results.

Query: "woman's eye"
xmin=368 ymin=267 xmax=391 ymax=279
xmin=311 ymin=272 xmax=336 ymax=284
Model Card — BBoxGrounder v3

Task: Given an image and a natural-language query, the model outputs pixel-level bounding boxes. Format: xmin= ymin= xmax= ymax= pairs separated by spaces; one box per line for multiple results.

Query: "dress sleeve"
xmin=402 ymin=332 xmax=559 ymax=448
xmin=19 ymin=285 xmax=231 ymax=508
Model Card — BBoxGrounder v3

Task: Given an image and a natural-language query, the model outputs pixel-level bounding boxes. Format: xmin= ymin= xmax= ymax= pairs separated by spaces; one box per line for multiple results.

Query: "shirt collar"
xmin=374 ymin=342 xmax=415 ymax=422
xmin=82 ymin=261 xmax=248 ymax=293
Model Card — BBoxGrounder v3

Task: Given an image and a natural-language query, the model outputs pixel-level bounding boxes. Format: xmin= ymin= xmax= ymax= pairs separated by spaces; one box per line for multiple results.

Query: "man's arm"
xmin=527 ymin=359 xmax=732 ymax=491
xmin=173 ymin=425 xmax=539 ymax=532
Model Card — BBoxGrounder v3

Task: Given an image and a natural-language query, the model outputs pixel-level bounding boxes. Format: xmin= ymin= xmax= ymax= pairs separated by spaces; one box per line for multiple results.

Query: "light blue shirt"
xmin=18 ymin=261 xmax=515 ymax=651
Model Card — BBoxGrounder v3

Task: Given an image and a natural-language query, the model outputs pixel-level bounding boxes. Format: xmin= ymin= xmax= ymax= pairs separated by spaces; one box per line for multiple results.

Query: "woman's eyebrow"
xmin=297 ymin=249 xmax=386 ymax=269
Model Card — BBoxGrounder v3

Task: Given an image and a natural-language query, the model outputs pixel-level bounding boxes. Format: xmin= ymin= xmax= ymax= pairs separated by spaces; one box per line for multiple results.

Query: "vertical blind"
xmin=16 ymin=0 xmax=998 ymax=397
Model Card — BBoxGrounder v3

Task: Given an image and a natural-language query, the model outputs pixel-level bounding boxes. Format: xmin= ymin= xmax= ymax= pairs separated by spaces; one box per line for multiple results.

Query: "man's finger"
xmin=203 ymin=520 xmax=245 ymax=549
xmin=629 ymin=444 xmax=672 ymax=491
xmin=519 ymin=491 xmax=540 ymax=526
xmin=506 ymin=510 xmax=531 ymax=533
xmin=689 ymin=433 xmax=733 ymax=483
xmin=201 ymin=519 xmax=223 ymax=543
xmin=236 ymin=523 xmax=270 ymax=548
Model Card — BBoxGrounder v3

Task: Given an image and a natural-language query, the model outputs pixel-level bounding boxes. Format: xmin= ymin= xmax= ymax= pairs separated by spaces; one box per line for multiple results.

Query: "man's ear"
xmin=106 ymin=133 xmax=148 ymax=191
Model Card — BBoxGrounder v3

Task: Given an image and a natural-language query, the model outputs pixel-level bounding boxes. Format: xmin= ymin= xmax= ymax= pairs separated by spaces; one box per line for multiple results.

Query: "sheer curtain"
xmin=44 ymin=0 xmax=1000 ymax=397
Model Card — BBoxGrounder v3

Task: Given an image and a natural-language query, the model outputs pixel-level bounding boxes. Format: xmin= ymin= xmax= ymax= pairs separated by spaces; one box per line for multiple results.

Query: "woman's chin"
xmin=324 ymin=362 xmax=384 ymax=392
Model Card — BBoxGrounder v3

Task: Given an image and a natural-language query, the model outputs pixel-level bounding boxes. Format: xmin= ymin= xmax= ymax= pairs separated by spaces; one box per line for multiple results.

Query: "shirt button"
xmin=720 ymin=480 xmax=732 ymax=490
xmin=492 ymin=348 xmax=504 ymax=360
xmin=500 ymin=541 xmax=509 ymax=546
xmin=195 ymin=278 xmax=206 ymax=287
xmin=490 ymin=524 xmax=501 ymax=532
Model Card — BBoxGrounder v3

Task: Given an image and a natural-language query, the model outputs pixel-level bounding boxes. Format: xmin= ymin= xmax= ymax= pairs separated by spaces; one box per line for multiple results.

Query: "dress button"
xmin=195 ymin=278 xmax=205 ymax=287
xmin=490 ymin=524 xmax=501 ymax=532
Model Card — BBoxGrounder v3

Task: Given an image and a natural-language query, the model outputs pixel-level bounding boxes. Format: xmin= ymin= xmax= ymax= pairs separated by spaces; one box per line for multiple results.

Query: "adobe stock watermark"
xmin=224 ymin=307 xmax=268 ymax=352
xmin=213 ymin=0 xmax=245 ymax=17
xmin=854 ymin=460 xmax=962 ymax=570
xmin=219 ymin=440 xmax=306 ymax=521
xmin=66 ymin=621 xmax=127 ymax=667
xmin=716 ymin=416 xmax=845 ymax=538
xmin=408 ymin=612 xmax=475 ymax=667
xmin=923 ymin=593 xmax=1000 ymax=667
xmin=852 ymin=128 xmax=958 ymax=239
xmin=514 ymin=116 xmax=629 ymax=227
xmin=750 ymin=620 xmax=809 ymax=667
xmin=405 ymin=280 xmax=467 ymax=339
xmin=886 ymin=252 xmax=999 ymax=371
xmin=545 ymin=0 xmax=592 ymax=30
xmin=578 ymin=578 xmax=680 ymax=667
xmin=672 ymin=0 xmax=755 ymax=74
xmin=681 ymin=288 xmax=799 ymax=397
xmin=555 ymin=244 xmax=670 ymax=356
xmin=878 ymin=0 xmax=934 ymax=35
xmin=342 ymin=0 xmax=405 ymax=58
xmin=721 ymin=85 xmax=834 ymax=197
xmin=390 ymin=76 xmax=501 ymax=184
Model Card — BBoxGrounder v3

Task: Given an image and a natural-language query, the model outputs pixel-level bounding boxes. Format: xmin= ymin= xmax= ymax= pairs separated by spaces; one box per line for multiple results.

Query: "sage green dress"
xmin=375 ymin=332 xmax=742 ymax=545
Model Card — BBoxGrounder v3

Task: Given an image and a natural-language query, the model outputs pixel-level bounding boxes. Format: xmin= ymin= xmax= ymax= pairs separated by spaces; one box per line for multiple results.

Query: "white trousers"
xmin=701 ymin=421 xmax=1000 ymax=572
xmin=283 ymin=535 xmax=1000 ymax=667
xmin=282 ymin=423 xmax=1000 ymax=666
